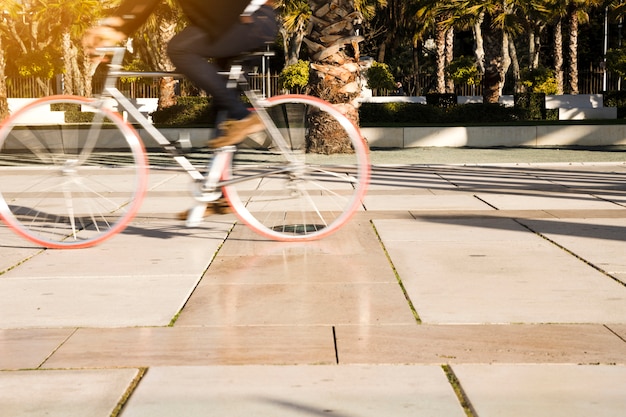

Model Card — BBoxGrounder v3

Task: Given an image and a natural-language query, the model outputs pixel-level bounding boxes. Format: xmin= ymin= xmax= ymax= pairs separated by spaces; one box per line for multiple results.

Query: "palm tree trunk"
xmin=445 ymin=27 xmax=455 ymax=93
xmin=567 ymin=5 xmax=579 ymax=94
xmin=554 ymin=17 xmax=564 ymax=94
xmin=501 ymin=31 xmax=511 ymax=96
xmin=508 ymin=36 xmax=522 ymax=93
xmin=156 ymin=18 xmax=178 ymax=108
xmin=0 ymin=37 xmax=8 ymax=121
xmin=473 ymin=15 xmax=485 ymax=74
xmin=481 ymin=13 xmax=504 ymax=103
xmin=83 ymin=53 xmax=99 ymax=98
xmin=304 ymin=0 xmax=363 ymax=154
xmin=284 ymin=30 xmax=306 ymax=66
xmin=62 ymin=32 xmax=74 ymax=95
xmin=435 ymin=19 xmax=447 ymax=94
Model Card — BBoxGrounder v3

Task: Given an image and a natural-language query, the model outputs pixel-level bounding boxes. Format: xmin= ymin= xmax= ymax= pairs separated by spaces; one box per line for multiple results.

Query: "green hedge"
xmin=602 ymin=91 xmax=626 ymax=118
xmin=359 ymin=102 xmax=525 ymax=125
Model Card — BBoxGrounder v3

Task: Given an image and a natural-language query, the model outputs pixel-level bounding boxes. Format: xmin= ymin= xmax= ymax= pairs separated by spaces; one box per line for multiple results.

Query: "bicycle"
xmin=0 ymin=47 xmax=370 ymax=249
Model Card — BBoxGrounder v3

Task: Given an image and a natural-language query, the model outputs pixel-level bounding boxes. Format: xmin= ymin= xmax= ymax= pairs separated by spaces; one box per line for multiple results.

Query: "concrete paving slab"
xmin=0 ymin=274 xmax=199 ymax=328
xmin=145 ymin=171 xmax=193 ymax=193
xmin=0 ymin=329 xmax=74 ymax=370
xmin=373 ymin=216 xmax=535 ymax=242
xmin=43 ymin=326 xmax=336 ymax=368
xmin=375 ymin=218 xmax=626 ymax=324
xmin=1 ymin=218 xmax=230 ymax=278
xmin=178 ymin=219 xmax=415 ymax=326
xmin=517 ymin=218 xmax=626 ymax=277
xmin=217 ymin=215 xmax=382 ymax=258
xmin=451 ymin=364 xmax=626 ymax=417
xmin=364 ymin=194 xmax=494 ymax=211
xmin=177 ymin=280 xmax=415 ymax=326
xmin=136 ymin=194 xmax=198 ymax=217
xmin=133 ymin=170 xmax=201 ymax=216
xmin=530 ymin=166 xmax=626 ymax=188
xmin=0 ymin=217 xmax=229 ymax=328
xmin=201 ymin=216 xmax=395 ymax=284
xmin=434 ymin=167 xmax=570 ymax=191
xmin=542 ymin=208 xmax=626 ymax=219
xmin=0 ymin=368 xmax=138 ymax=417
xmin=204 ymin=252 xmax=396 ymax=284
xmin=368 ymin=166 xmax=455 ymax=191
xmin=0 ymin=225 xmax=43 ymax=274
xmin=476 ymin=191 xmax=625 ymax=211
xmin=335 ymin=324 xmax=626 ymax=365
xmin=120 ymin=365 xmax=466 ymax=417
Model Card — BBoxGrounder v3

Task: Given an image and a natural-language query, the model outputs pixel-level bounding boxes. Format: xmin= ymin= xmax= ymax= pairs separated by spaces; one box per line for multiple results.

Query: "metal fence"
xmin=5 ymin=68 xmax=623 ymax=99
xmin=5 ymin=73 xmax=282 ymax=98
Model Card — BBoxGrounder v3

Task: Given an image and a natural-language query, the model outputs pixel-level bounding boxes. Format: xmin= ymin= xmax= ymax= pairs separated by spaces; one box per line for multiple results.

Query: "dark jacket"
xmin=113 ymin=0 xmax=258 ymax=41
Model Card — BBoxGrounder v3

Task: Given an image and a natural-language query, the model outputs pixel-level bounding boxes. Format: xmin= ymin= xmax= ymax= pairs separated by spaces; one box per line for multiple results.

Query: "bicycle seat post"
xmin=227 ymin=64 xmax=244 ymax=89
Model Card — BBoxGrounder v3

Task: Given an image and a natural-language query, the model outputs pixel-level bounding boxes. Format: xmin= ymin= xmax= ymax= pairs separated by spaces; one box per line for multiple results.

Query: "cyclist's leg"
xmin=167 ymin=6 xmax=277 ymax=121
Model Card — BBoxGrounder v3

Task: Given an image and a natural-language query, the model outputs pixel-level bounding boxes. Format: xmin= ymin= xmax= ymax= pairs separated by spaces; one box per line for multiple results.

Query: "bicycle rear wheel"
xmin=0 ymin=95 xmax=149 ymax=248
xmin=222 ymin=94 xmax=370 ymax=241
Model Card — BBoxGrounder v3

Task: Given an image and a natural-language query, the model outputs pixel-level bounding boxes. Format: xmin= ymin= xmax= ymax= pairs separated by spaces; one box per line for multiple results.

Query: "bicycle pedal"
xmin=185 ymin=204 xmax=207 ymax=227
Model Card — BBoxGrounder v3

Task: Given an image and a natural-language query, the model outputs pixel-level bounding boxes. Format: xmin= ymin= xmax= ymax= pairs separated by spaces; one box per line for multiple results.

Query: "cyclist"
xmin=83 ymin=0 xmax=277 ymax=148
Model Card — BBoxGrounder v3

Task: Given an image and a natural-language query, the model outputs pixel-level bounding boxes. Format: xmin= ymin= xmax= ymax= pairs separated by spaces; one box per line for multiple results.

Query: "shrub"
xmin=602 ymin=91 xmax=626 ymax=118
xmin=606 ymin=48 xmax=626 ymax=79
xmin=359 ymin=102 xmax=442 ymax=125
xmin=279 ymin=60 xmax=310 ymax=93
xmin=150 ymin=96 xmax=214 ymax=126
xmin=425 ymin=93 xmax=456 ymax=108
xmin=521 ymin=67 xmax=558 ymax=95
xmin=514 ymin=92 xmax=546 ymax=120
xmin=445 ymin=103 xmax=522 ymax=123
xmin=365 ymin=62 xmax=396 ymax=92
xmin=446 ymin=56 xmax=481 ymax=87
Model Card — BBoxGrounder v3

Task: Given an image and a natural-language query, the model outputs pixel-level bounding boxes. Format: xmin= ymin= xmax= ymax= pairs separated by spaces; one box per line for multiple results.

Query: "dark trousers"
xmin=167 ymin=6 xmax=277 ymax=120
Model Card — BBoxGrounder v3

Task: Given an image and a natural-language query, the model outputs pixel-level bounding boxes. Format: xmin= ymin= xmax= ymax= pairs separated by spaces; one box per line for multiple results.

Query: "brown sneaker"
xmin=177 ymin=198 xmax=231 ymax=221
xmin=209 ymin=112 xmax=264 ymax=148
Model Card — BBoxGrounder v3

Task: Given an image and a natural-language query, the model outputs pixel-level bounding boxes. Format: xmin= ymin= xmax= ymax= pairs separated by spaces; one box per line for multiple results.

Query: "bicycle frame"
xmin=94 ymin=47 xmax=301 ymax=195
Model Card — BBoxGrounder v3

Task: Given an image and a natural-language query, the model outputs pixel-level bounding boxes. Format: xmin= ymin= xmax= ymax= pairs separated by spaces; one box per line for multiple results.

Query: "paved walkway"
xmin=1 ymin=150 xmax=626 ymax=416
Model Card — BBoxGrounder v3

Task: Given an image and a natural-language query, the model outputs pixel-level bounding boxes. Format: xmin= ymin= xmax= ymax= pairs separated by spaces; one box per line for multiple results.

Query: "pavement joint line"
xmin=604 ymin=324 xmax=626 ymax=344
xmin=332 ymin=326 xmax=339 ymax=364
xmin=442 ymin=365 xmax=477 ymax=417
xmin=110 ymin=367 xmax=147 ymax=417
xmin=167 ymin=221 xmax=234 ymax=327
xmin=516 ymin=219 xmax=626 ymax=288
xmin=370 ymin=219 xmax=421 ymax=324
xmin=0 ymin=248 xmax=45 ymax=276
xmin=36 ymin=328 xmax=79 ymax=370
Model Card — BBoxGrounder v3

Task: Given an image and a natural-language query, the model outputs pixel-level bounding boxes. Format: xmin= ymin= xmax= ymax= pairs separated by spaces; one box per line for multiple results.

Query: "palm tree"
xmin=2 ymin=0 xmax=55 ymax=96
xmin=366 ymin=0 xmax=425 ymax=93
xmin=442 ymin=0 xmax=508 ymax=103
xmin=416 ymin=0 xmax=455 ymax=94
xmin=519 ymin=0 xmax=551 ymax=70
xmin=304 ymin=0 xmax=364 ymax=153
xmin=132 ymin=0 xmax=184 ymax=108
xmin=542 ymin=0 xmax=569 ymax=94
xmin=45 ymin=0 xmax=101 ymax=96
xmin=0 ymin=0 xmax=11 ymax=119
xmin=0 ymin=31 xmax=8 ymax=120
xmin=566 ymin=0 xmax=603 ymax=94
xmin=277 ymin=0 xmax=312 ymax=66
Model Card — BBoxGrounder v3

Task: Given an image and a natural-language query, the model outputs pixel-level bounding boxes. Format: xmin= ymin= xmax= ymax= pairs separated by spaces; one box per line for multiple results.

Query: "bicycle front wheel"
xmin=0 ymin=95 xmax=149 ymax=248
xmin=222 ymin=94 xmax=370 ymax=241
